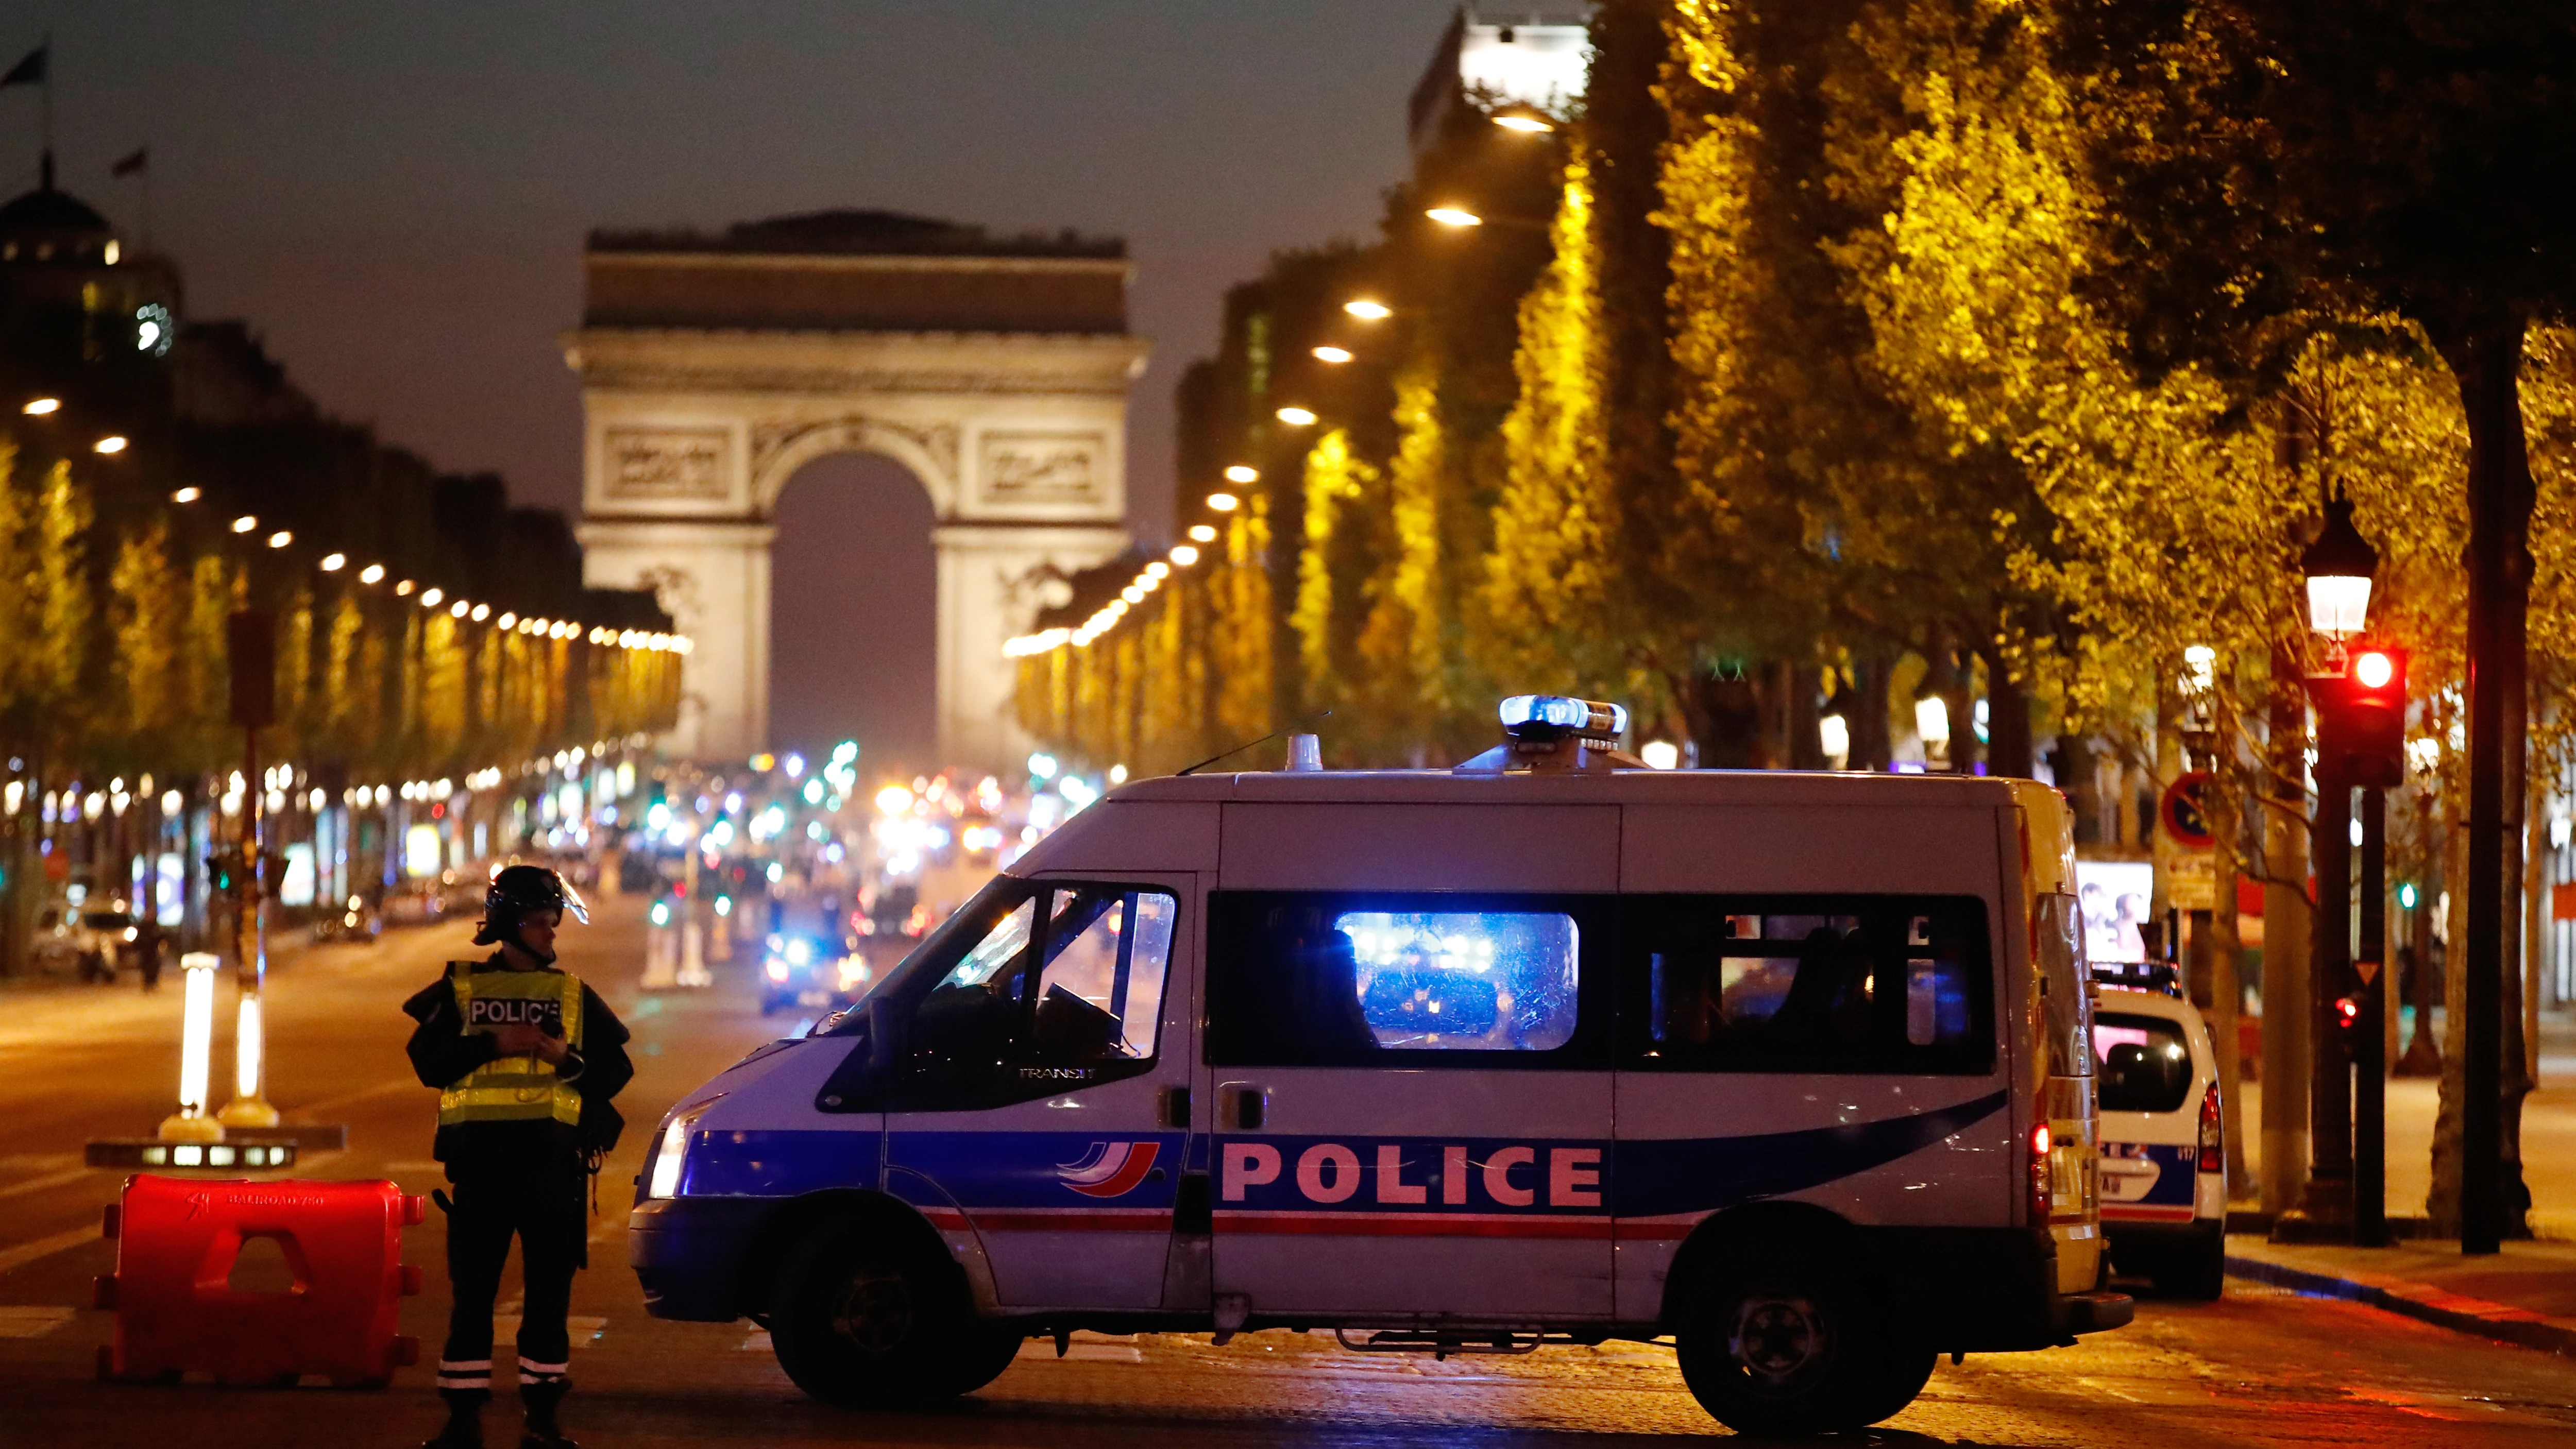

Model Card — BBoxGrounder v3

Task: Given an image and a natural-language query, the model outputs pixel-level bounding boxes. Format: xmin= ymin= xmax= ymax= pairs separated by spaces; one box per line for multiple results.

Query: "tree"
xmin=2056 ymin=0 xmax=2576 ymax=1251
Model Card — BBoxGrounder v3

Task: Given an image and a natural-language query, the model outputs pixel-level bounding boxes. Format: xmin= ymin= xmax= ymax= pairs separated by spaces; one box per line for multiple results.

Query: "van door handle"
xmin=1227 ymin=1085 xmax=1267 ymax=1131
xmin=1159 ymin=1085 xmax=1192 ymax=1130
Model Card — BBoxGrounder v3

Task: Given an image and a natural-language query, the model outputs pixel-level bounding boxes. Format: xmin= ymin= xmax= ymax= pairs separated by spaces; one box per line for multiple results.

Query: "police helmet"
xmin=473 ymin=863 xmax=590 ymax=946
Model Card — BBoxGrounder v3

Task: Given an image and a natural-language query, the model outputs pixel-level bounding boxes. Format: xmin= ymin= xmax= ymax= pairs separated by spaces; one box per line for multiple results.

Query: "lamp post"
xmin=2286 ymin=496 xmax=2380 ymax=1241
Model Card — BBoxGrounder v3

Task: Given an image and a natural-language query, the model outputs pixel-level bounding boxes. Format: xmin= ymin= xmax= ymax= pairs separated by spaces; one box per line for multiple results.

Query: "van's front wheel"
xmin=1675 ymin=1252 xmax=1894 ymax=1434
xmin=768 ymin=1219 xmax=1021 ymax=1407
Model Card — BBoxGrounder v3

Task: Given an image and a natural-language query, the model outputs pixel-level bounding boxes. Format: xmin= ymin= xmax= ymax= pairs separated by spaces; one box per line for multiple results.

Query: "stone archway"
xmin=565 ymin=213 xmax=1147 ymax=771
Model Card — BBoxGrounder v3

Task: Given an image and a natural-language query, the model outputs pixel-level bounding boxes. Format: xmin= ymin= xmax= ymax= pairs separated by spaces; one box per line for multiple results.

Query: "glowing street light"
xmin=359 ymin=564 xmax=386 ymax=584
xmin=1188 ymin=524 xmax=1217 ymax=543
xmin=319 ymin=553 xmax=346 ymax=571
xmin=1170 ymin=543 xmax=1200 ymax=566
xmin=1344 ymin=299 xmax=1393 ymax=320
xmin=94 ymin=435 xmax=128 ymax=454
xmin=266 ymin=530 xmax=292 ymax=549
xmin=1493 ymin=112 xmax=1554 ymax=134
xmin=22 ymin=396 xmax=57 ymax=415
xmin=1224 ymin=464 xmax=1259 ymax=483
xmin=1276 ymin=406 xmax=1318 ymax=425
xmin=230 ymin=515 xmax=258 ymax=534
xmin=1207 ymin=492 xmax=1240 ymax=512
xmin=2301 ymin=495 xmax=2379 ymax=641
xmin=171 ymin=487 xmax=199 ymax=503
xmin=1426 ymin=206 xmax=1484 ymax=228
xmin=1312 ymin=345 xmax=1353 ymax=364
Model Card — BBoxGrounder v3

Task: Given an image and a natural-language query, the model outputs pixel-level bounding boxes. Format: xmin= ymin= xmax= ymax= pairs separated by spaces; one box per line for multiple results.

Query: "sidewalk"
xmin=2226 ymin=1233 xmax=2576 ymax=1359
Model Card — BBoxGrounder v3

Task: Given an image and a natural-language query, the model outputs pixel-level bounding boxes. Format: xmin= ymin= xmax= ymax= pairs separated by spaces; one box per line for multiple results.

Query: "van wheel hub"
xmin=1731 ymin=1294 xmax=1828 ymax=1387
xmin=827 ymin=1268 xmax=914 ymax=1356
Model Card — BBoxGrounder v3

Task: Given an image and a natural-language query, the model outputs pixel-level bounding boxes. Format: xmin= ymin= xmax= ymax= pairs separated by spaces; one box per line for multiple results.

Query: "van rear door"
xmin=1204 ymin=803 xmax=1618 ymax=1322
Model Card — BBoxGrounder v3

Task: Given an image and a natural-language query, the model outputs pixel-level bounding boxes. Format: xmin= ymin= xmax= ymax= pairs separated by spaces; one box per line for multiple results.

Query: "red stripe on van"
xmin=1214 ymin=1211 xmax=1613 ymax=1240
xmin=2100 ymin=1203 xmax=2197 ymax=1223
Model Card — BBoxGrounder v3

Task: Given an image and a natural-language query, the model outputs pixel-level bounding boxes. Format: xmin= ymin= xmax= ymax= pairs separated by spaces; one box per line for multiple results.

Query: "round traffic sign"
xmin=2160 ymin=771 xmax=2215 ymax=850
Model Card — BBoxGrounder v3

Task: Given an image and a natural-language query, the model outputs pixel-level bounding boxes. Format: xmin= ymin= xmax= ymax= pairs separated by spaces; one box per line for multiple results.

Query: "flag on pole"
xmin=0 ymin=45 xmax=44 ymax=89
xmin=110 ymin=147 xmax=146 ymax=179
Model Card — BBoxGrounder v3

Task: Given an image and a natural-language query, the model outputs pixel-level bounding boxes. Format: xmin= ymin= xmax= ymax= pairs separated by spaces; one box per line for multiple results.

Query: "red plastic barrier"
xmin=95 ymin=1174 xmax=424 ymax=1387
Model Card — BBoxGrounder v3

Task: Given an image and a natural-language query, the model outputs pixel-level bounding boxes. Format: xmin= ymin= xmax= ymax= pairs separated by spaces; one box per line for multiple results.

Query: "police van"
xmin=630 ymin=697 xmax=2130 ymax=1434
xmin=2090 ymin=963 xmax=2227 ymax=1298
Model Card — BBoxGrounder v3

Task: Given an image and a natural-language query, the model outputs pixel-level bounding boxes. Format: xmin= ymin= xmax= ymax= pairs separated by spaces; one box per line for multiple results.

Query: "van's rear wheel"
xmin=1675 ymin=1250 xmax=1889 ymax=1435
xmin=2156 ymin=1225 xmax=2226 ymax=1301
xmin=768 ymin=1218 xmax=1021 ymax=1406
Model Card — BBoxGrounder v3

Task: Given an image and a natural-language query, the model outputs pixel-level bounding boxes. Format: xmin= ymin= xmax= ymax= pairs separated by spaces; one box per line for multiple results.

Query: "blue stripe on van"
xmin=1609 ymin=1089 xmax=2007 ymax=1219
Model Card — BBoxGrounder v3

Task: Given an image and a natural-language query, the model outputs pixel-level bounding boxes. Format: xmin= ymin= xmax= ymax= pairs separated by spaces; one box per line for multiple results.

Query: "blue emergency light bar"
xmin=1499 ymin=694 xmax=1628 ymax=741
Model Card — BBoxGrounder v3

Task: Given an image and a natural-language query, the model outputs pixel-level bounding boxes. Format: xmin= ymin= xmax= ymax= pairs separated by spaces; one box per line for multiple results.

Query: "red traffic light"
xmin=2335 ymin=995 xmax=2362 ymax=1027
xmin=2352 ymin=649 xmax=2395 ymax=690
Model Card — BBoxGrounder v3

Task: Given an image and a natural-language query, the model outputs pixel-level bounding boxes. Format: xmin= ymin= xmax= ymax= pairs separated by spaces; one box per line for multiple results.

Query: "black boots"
xmin=519 ymin=1381 xmax=577 ymax=1449
xmin=422 ymin=1390 xmax=485 ymax=1449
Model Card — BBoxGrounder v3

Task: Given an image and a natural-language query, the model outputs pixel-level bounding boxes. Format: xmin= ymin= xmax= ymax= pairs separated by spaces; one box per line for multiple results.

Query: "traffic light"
xmin=205 ymin=851 xmax=241 ymax=896
xmin=2317 ymin=643 xmax=2408 ymax=786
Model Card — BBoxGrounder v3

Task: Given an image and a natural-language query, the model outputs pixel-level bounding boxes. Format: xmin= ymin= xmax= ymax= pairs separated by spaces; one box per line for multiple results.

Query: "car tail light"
xmin=2197 ymin=1080 xmax=2223 ymax=1173
xmin=2029 ymin=1121 xmax=2053 ymax=1225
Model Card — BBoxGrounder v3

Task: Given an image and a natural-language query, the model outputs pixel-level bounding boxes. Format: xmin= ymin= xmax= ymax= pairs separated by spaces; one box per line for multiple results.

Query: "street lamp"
xmin=2302 ymin=495 xmax=2378 ymax=641
xmin=1275 ymin=406 xmax=1318 ymax=426
xmin=22 ymin=396 xmax=57 ymax=415
xmin=171 ymin=487 xmax=198 ymax=504
xmin=1225 ymin=464 xmax=1259 ymax=483
xmin=1344 ymin=298 xmax=1392 ymax=321
xmin=1207 ymin=492 xmax=1240 ymax=513
xmin=93 ymin=435 xmax=127 ymax=454
xmin=1492 ymin=111 xmax=1554 ymax=134
xmin=1426 ymin=207 xmax=1484 ymax=228
xmin=1312 ymin=345 xmax=1353 ymax=364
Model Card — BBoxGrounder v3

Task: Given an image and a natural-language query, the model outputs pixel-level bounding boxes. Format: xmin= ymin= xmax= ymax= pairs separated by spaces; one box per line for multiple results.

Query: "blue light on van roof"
xmin=1499 ymin=695 xmax=1628 ymax=738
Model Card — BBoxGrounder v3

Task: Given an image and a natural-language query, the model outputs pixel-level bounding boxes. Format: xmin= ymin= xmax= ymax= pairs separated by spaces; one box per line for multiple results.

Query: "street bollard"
xmin=156 ymin=953 xmax=225 ymax=1145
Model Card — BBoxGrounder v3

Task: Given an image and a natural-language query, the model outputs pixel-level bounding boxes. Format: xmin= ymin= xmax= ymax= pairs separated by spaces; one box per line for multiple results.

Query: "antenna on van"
xmin=1176 ymin=711 xmax=1331 ymax=776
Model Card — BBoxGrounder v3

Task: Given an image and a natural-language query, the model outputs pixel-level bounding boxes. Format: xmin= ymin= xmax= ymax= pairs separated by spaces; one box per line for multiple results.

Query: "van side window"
xmin=1623 ymin=895 xmax=1994 ymax=1073
xmin=2094 ymin=1012 xmax=2191 ymax=1112
xmin=1207 ymin=892 xmax=1601 ymax=1067
xmin=902 ymin=881 xmax=1179 ymax=1105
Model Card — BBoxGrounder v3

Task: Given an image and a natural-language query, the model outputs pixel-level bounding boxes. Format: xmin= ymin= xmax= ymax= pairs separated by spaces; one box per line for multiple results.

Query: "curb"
xmin=2224 ymin=1253 xmax=2576 ymax=1360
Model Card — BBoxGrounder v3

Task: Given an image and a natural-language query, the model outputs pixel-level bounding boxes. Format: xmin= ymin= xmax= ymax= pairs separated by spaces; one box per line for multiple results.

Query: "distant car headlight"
xmin=786 ymin=939 xmax=812 ymax=967
xmin=123 ymin=928 xmax=139 ymax=942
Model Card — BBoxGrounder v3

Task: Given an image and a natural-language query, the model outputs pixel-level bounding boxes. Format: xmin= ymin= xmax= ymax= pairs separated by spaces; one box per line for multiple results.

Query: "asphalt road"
xmin=4 ymin=894 xmax=2575 ymax=1447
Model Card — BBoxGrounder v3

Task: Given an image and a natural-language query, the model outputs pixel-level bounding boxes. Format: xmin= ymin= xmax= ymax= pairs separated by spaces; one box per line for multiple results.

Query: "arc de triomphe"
xmin=566 ymin=211 xmax=1146 ymax=772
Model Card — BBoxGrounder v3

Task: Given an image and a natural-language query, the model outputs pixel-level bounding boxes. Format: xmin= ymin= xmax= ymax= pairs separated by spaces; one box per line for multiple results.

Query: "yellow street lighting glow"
xmin=1170 ymin=543 xmax=1200 ymax=566
xmin=171 ymin=486 xmax=199 ymax=503
xmin=1208 ymin=491 xmax=1241 ymax=513
xmin=1188 ymin=524 xmax=1217 ymax=542
xmin=1312 ymin=345 xmax=1353 ymax=364
xmin=1121 ymin=585 xmax=1144 ymax=604
xmin=1275 ymin=406 xmax=1318 ymax=425
xmin=22 ymin=396 xmax=58 ymax=415
xmin=1145 ymin=560 xmax=1171 ymax=579
xmin=1344 ymin=298 xmax=1392 ymax=320
xmin=359 ymin=564 xmax=385 ymax=584
xmin=1224 ymin=464 xmax=1259 ymax=483
xmin=449 ymin=600 xmax=469 ymax=618
xmin=266 ymin=530 xmax=292 ymax=549
xmin=497 ymin=612 xmax=516 ymax=628
xmin=420 ymin=587 xmax=443 ymax=606
xmin=470 ymin=603 xmax=490 ymax=621
xmin=319 ymin=552 xmax=346 ymax=571
xmin=94 ymin=435 xmax=128 ymax=454
xmin=394 ymin=579 xmax=415 ymax=595
xmin=230 ymin=515 xmax=257 ymax=533
xmin=1426 ymin=207 xmax=1483 ymax=227
xmin=1493 ymin=113 xmax=1553 ymax=133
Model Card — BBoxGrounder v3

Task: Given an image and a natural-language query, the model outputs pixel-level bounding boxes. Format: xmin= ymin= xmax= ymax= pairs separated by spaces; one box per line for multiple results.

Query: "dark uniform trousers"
xmin=435 ymin=1155 xmax=589 ymax=1397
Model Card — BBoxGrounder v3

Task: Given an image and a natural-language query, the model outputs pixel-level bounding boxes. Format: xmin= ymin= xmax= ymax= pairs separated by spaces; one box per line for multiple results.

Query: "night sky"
xmin=36 ymin=2 xmax=1469 ymax=768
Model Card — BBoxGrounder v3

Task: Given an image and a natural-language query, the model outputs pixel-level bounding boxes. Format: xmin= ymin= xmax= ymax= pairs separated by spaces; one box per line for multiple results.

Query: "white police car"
xmin=630 ymin=696 xmax=2130 ymax=1435
xmin=2090 ymin=962 xmax=2226 ymax=1298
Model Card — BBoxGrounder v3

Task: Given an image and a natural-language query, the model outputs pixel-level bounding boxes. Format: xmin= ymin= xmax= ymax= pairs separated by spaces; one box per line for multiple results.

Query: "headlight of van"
xmin=647 ymin=1098 xmax=720 ymax=1198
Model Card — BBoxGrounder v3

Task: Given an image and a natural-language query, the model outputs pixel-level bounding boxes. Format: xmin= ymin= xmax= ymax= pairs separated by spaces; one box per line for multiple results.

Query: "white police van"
xmin=2090 ymin=963 xmax=2226 ymax=1298
xmin=631 ymin=697 xmax=2130 ymax=1434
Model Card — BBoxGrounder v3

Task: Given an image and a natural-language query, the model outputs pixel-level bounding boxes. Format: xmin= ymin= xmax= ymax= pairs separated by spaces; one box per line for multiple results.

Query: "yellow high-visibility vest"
xmin=438 ymin=962 xmax=585 ymax=1129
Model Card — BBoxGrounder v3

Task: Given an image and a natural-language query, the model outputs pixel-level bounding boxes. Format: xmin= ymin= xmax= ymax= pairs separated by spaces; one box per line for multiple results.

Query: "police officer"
xmin=404 ymin=865 xmax=632 ymax=1449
